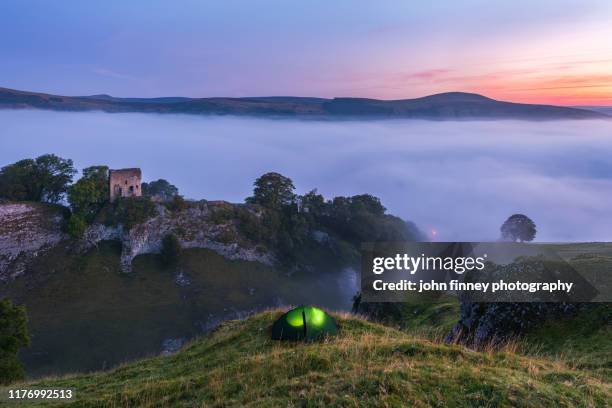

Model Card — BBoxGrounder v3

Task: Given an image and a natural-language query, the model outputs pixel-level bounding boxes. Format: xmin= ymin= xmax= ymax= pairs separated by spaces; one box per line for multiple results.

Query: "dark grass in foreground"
xmin=522 ymin=304 xmax=612 ymax=380
xmin=401 ymin=299 xmax=612 ymax=382
xmin=2 ymin=311 xmax=610 ymax=407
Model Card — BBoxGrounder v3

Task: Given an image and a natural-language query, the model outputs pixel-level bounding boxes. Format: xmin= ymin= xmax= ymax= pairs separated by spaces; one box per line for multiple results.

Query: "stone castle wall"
xmin=109 ymin=168 xmax=142 ymax=202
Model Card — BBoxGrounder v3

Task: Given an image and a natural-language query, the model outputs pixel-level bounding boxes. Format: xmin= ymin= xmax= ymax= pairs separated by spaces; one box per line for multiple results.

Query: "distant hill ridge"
xmin=0 ymin=86 xmax=608 ymax=120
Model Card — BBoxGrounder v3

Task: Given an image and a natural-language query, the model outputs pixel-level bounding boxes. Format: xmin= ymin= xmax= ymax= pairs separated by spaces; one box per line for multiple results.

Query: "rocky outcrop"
xmin=83 ymin=201 xmax=273 ymax=272
xmin=444 ymin=302 xmax=583 ymax=348
xmin=0 ymin=203 xmax=66 ymax=280
xmin=1 ymin=200 xmax=273 ymax=278
xmin=444 ymin=257 xmax=598 ymax=347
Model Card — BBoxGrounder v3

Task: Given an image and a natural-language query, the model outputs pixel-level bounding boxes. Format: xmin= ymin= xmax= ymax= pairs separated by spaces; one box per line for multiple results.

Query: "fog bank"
xmin=2 ymin=110 xmax=612 ymax=242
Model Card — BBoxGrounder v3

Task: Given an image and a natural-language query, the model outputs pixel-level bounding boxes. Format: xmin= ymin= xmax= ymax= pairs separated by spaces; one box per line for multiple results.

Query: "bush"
xmin=236 ymin=207 xmax=265 ymax=242
xmin=0 ymin=298 xmax=30 ymax=385
xmin=109 ymin=197 xmax=158 ymax=229
xmin=160 ymin=234 xmax=181 ymax=266
xmin=66 ymin=214 xmax=87 ymax=238
xmin=216 ymin=228 xmax=238 ymax=244
xmin=209 ymin=205 xmax=235 ymax=225
xmin=165 ymin=195 xmax=188 ymax=212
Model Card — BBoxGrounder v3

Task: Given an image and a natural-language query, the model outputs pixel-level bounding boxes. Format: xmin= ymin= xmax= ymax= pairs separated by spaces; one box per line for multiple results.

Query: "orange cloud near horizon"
xmin=465 ymin=71 xmax=612 ymax=106
xmin=339 ymin=28 xmax=612 ymax=106
xmin=345 ymin=66 xmax=612 ymax=106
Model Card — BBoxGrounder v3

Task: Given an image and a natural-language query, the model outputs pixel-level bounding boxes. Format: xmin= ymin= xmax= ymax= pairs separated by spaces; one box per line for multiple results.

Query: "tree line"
xmin=0 ymin=154 xmax=536 ymax=244
xmin=0 ymin=154 xmax=180 ymax=236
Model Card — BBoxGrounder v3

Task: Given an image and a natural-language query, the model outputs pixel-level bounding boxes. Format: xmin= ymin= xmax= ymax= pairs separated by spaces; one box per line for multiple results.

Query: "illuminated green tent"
xmin=271 ymin=306 xmax=338 ymax=341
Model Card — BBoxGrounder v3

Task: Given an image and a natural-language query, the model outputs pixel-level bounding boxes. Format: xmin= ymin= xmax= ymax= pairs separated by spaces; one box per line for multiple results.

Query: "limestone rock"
xmin=0 ymin=203 xmax=65 ymax=280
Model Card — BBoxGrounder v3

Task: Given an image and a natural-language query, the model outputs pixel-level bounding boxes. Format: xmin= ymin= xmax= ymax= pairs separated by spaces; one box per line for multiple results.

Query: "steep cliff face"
xmin=84 ymin=201 xmax=273 ymax=272
xmin=0 ymin=200 xmax=273 ymax=278
xmin=0 ymin=203 xmax=66 ymax=280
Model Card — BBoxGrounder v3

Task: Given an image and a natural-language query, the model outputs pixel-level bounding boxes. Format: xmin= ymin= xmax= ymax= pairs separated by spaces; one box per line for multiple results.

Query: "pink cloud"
xmin=401 ymin=69 xmax=452 ymax=80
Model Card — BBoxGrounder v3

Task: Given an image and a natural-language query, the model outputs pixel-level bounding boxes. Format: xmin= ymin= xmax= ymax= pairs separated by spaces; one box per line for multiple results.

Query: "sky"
xmin=2 ymin=0 xmax=612 ymax=105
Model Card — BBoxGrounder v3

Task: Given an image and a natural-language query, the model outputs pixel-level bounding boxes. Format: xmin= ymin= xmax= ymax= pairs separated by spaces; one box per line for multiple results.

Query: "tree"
xmin=246 ymin=172 xmax=296 ymax=210
xmin=0 ymin=159 xmax=37 ymax=201
xmin=299 ymin=189 xmax=326 ymax=215
xmin=142 ymin=179 xmax=179 ymax=201
xmin=68 ymin=166 xmax=109 ymax=221
xmin=0 ymin=298 xmax=30 ymax=385
xmin=34 ymin=154 xmax=77 ymax=203
xmin=350 ymin=194 xmax=386 ymax=216
xmin=82 ymin=165 xmax=110 ymax=184
xmin=500 ymin=214 xmax=536 ymax=242
xmin=0 ymin=154 xmax=76 ymax=203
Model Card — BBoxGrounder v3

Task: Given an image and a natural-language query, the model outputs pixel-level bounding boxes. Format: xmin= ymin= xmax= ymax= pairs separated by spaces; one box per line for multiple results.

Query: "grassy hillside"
xmin=399 ymin=299 xmax=611 ymax=381
xmin=1 ymin=242 xmax=355 ymax=377
xmin=397 ymin=298 xmax=460 ymax=337
xmin=3 ymin=311 xmax=610 ymax=407
xmin=521 ymin=305 xmax=611 ymax=380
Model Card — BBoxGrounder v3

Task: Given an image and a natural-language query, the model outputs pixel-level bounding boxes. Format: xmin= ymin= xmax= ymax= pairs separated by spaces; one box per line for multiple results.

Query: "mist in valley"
xmin=2 ymin=110 xmax=612 ymax=242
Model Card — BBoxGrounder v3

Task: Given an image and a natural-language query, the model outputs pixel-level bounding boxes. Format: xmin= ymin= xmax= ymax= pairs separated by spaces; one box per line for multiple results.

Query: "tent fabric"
xmin=271 ymin=306 xmax=338 ymax=341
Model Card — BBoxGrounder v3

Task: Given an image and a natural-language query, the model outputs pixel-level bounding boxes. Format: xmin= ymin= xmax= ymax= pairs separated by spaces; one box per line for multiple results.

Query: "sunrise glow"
xmin=2 ymin=1 xmax=611 ymax=105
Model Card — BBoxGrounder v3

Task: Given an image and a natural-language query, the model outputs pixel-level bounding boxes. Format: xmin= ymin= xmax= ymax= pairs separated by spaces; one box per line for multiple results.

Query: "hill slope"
xmin=0 ymin=87 xmax=607 ymax=119
xmin=5 ymin=311 xmax=610 ymax=407
xmin=571 ymin=106 xmax=612 ymax=116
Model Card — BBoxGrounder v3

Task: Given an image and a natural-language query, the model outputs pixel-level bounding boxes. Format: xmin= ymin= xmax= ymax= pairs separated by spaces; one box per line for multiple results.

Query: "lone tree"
xmin=0 ymin=154 xmax=76 ymax=203
xmin=0 ymin=298 xmax=30 ymax=385
xmin=246 ymin=172 xmax=296 ymax=210
xmin=500 ymin=214 xmax=536 ymax=242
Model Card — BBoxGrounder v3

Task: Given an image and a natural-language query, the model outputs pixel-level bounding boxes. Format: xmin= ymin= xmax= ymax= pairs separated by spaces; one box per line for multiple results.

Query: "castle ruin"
xmin=109 ymin=168 xmax=142 ymax=202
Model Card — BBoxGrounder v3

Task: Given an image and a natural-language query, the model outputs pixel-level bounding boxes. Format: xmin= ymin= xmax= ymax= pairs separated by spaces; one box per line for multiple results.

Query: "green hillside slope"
xmin=3 ymin=311 xmax=610 ymax=407
xmin=1 ymin=242 xmax=355 ymax=377
xmin=522 ymin=305 xmax=611 ymax=379
xmin=399 ymin=300 xmax=611 ymax=380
